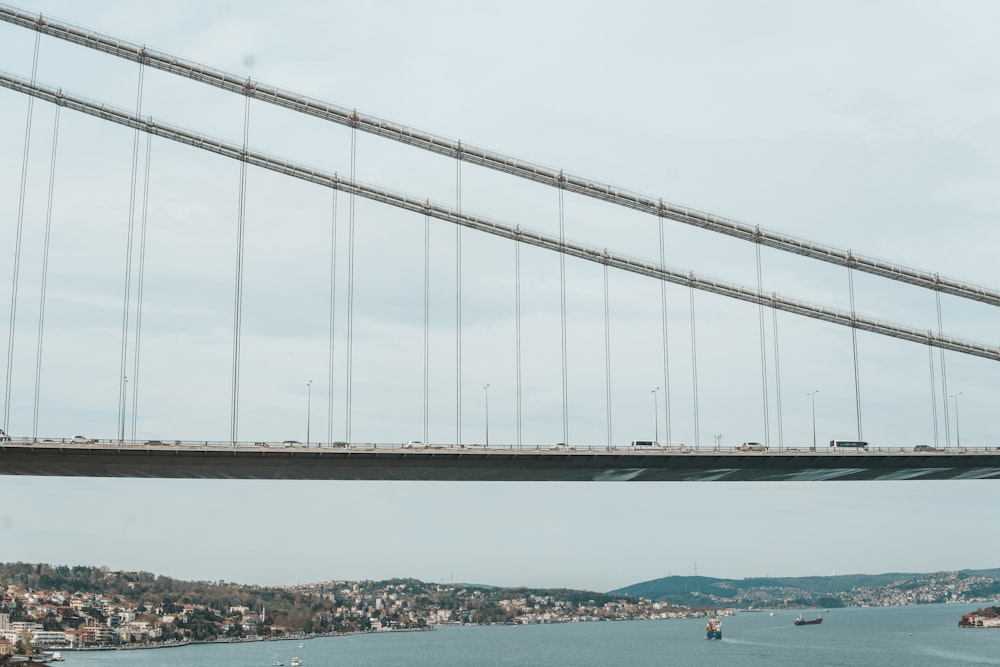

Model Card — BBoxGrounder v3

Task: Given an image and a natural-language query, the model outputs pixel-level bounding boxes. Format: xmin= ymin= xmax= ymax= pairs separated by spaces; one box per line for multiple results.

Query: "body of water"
xmin=58 ymin=603 xmax=999 ymax=666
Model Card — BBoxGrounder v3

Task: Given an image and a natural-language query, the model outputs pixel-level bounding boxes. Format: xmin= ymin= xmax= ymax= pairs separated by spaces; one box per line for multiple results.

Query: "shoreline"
xmin=57 ymin=628 xmax=433 ymax=652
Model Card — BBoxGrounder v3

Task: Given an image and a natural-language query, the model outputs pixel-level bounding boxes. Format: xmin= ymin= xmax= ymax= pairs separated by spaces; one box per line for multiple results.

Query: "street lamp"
xmin=806 ymin=390 xmax=819 ymax=450
xmin=306 ymin=380 xmax=313 ymax=447
xmin=652 ymin=387 xmax=660 ymax=444
xmin=484 ymin=384 xmax=490 ymax=448
xmin=950 ymin=392 xmax=962 ymax=448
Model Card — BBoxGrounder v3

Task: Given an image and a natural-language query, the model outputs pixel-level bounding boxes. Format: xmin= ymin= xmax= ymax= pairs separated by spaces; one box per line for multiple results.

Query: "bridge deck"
xmin=2 ymin=442 xmax=999 ymax=481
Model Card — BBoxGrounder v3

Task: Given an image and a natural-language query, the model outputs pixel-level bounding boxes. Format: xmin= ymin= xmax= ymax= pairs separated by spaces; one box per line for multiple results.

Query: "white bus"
xmin=830 ymin=440 xmax=869 ymax=451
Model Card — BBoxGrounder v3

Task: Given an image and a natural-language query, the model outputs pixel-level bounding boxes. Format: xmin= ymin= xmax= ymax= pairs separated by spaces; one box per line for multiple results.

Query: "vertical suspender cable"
xmin=771 ymin=299 xmax=784 ymax=450
xmin=936 ymin=289 xmax=950 ymax=446
xmin=118 ymin=60 xmax=145 ymax=444
xmin=130 ymin=129 xmax=152 ymax=442
xmin=755 ymin=232 xmax=770 ymax=447
xmin=32 ymin=104 xmax=59 ymax=440
xmin=927 ymin=343 xmax=939 ymax=447
xmin=558 ymin=180 xmax=568 ymax=445
xmin=327 ymin=189 xmax=337 ymax=445
xmin=230 ymin=86 xmax=251 ymax=446
xmin=455 ymin=152 xmax=463 ymax=446
xmin=658 ymin=209 xmax=672 ymax=446
xmin=689 ymin=284 xmax=700 ymax=448
xmin=5 ymin=31 xmax=40 ymax=435
xmin=848 ymin=260 xmax=863 ymax=441
xmin=345 ymin=122 xmax=357 ymax=443
xmin=423 ymin=211 xmax=430 ymax=445
xmin=603 ymin=261 xmax=612 ymax=449
xmin=515 ymin=234 xmax=522 ymax=448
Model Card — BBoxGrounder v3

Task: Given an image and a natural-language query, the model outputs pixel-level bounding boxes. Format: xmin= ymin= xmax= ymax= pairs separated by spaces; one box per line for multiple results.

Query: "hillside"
xmin=610 ymin=568 xmax=1000 ymax=607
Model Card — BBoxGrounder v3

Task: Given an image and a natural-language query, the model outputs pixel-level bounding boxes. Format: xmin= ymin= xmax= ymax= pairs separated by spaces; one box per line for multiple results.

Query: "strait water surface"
xmin=60 ymin=603 xmax=999 ymax=666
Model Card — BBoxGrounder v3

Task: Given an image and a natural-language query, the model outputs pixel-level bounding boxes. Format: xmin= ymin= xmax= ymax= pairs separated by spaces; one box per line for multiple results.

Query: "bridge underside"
xmin=2 ymin=444 xmax=1000 ymax=481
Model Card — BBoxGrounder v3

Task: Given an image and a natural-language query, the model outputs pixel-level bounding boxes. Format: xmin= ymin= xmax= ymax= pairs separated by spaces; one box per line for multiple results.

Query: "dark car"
xmin=914 ymin=445 xmax=941 ymax=452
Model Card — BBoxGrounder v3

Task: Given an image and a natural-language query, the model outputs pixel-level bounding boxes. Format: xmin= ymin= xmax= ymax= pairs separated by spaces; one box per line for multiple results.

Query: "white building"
xmin=30 ymin=629 xmax=67 ymax=646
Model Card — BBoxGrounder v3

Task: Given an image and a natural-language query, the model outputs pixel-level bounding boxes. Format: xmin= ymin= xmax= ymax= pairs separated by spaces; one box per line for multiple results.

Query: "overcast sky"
xmin=1 ymin=0 xmax=999 ymax=592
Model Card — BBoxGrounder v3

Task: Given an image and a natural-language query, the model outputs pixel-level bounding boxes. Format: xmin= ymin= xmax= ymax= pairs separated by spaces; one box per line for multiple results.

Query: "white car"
xmin=740 ymin=442 xmax=768 ymax=452
xmin=70 ymin=435 xmax=94 ymax=444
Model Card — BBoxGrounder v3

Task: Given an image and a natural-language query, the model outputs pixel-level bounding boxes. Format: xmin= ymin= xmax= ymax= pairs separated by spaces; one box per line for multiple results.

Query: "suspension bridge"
xmin=0 ymin=5 xmax=998 ymax=481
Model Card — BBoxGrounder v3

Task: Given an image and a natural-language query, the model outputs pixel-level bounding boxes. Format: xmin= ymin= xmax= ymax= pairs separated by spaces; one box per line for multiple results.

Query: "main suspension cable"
xmin=5 ymin=5 xmax=997 ymax=308
xmin=8 ymin=74 xmax=998 ymax=362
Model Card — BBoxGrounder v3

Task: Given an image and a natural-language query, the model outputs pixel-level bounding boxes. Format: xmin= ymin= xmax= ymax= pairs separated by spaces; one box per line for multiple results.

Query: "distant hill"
xmin=609 ymin=568 xmax=1000 ymax=606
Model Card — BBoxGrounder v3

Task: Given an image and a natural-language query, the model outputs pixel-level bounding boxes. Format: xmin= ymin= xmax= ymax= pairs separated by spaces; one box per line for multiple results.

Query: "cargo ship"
xmin=794 ymin=614 xmax=823 ymax=625
xmin=706 ymin=618 xmax=722 ymax=639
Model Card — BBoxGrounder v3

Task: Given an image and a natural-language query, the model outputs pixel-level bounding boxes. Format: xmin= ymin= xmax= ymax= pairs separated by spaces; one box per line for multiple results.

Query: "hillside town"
xmin=1 ymin=564 xmax=998 ymax=656
xmin=676 ymin=570 xmax=1000 ymax=610
xmin=0 ymin=573 xmax=684 ymax=655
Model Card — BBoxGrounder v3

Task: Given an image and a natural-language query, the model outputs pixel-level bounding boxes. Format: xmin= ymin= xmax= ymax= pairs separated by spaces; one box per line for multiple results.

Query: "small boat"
xmin=273 ymin=662 xmax=283 ymax=666
xmin=291 ymin=658 xmax=302 ymax=667
xmin=298 ymin=643 xmax=304 ymax=648
xmin=706 ymin=618 xmax=722 ymax=640
xmin=794 ymin=614 xmax=823 ymax=625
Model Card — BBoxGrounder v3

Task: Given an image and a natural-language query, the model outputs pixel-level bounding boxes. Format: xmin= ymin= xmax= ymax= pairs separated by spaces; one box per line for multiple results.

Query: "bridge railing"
xmin=3 ymin=437 xmax=998 ymax=454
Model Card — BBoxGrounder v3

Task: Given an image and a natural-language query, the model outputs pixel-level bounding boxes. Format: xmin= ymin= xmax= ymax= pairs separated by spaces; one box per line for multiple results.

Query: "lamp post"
xmin=306 ymin=380 xmax=313 ymax=447
xmin=807 ymin=390 xmax=819 ymax=450
xmin=950 ymin=392 xmax=962 ymax=448
xmin=484 ymin=384 xmax=490 ymax=448
xmin=652 ymin=387 xmax=660 ymax=444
